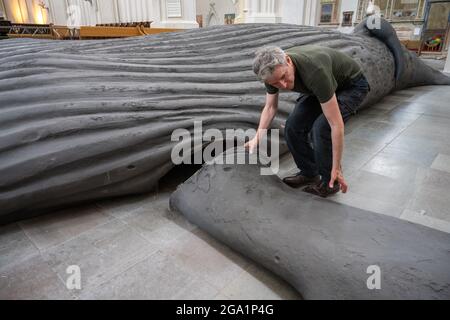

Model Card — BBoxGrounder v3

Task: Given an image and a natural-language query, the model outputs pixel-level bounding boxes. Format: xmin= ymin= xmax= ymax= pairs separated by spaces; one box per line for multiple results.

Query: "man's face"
xmin=265 ymin=56 xmax=296 ymax=90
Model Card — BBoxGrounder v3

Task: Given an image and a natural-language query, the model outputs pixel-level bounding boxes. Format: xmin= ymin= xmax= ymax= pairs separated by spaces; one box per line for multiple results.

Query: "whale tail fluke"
xmin=354 ymin=16 xmax=450 ymax=89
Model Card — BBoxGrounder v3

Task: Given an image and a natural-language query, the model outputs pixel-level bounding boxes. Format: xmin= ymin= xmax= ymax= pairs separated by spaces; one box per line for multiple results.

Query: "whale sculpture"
xmin=169 ymin=19 xmax=450 ymax=299
xmin=170 ymin=153 xmax=450 ymax=299
xmin=0 ymin=18 xmax=449 ymax=223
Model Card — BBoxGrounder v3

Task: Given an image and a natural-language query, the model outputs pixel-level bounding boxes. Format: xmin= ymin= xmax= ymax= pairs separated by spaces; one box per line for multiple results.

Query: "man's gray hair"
xmin=253 ymin=46 xmax=287 ymax=81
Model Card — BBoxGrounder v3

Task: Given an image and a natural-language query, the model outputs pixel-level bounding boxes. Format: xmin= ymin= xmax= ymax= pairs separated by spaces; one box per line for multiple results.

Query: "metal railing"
xmin=0 ymin=22 xmax=79 ymax=40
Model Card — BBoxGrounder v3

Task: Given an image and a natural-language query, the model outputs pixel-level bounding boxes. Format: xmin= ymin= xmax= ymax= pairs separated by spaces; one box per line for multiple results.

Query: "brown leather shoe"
xmin=303 ymin=181 xmax=340 ymax=198
xmin=282 ymin=174 xmax=321 ymax=188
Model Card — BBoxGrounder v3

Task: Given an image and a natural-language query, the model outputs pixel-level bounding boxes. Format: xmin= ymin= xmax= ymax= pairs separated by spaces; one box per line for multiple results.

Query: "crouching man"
xmin=245 ymin=45 xmax=370 ymax=197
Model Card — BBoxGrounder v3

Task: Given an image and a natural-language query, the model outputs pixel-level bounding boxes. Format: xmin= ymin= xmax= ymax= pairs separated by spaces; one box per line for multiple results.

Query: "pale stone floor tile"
xmin=120 ymin=203 xmax=197 ymax=246
xmin=395 ymin=101 xmax=450 ymax=119
xmin=357 ymin=107 xmax=422 ymax=127
xmin=346 ymin=170 xmax=418 ymax=208
xmin=331 ymin=190 xmax=403 ymax=218
xmin=40 ymin=219 xmax=159 ymax=297
xmin=159 ymin=228 xmax=251 ymax=292
xmin=80 ymin=250 xmax=203 ymax=300
xmin=344 ymin=120 xmax=406 ymax=146
xmin=388 ymin=135 xmax=450 ymax=158
xmin=361 ymin=152 xmax=425 ymax=181
xmin=400 ymin=209 xmax=450 ymax=234
xmin=377 ymin=144 xmax=438 ymax=168
xmin=402 ymin=168 xmax=450 ymax=223
xmin=0 ymin=223 xmax=39 ymax=271
xmin=19 ymin=205 xmax=113 ymax=251
xmin=219 ymin=263 xmax=301 ymax=300
xmin=407 ymin=187 xmax=450 ymax=223
xmin=95 ymin=192 xmax=158 ymax=219
xmin=403 ymin=115 xmax=450 ymax=139
xmin=417 ymin=167 xmax=450 ymax=192
xmin=430 ymin=154 xmax=450 ymax=174
xmin=0 ymin=254 xmax=74 ymax=300
xmin=117 ymin=191 xmax=197 ymax=244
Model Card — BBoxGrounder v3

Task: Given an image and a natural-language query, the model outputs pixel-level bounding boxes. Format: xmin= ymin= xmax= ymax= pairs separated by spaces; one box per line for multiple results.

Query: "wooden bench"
xmin=79 ymin=26 xmax=181 ymax=39
xmin=96 ymin=21 xmax=153 ymax=28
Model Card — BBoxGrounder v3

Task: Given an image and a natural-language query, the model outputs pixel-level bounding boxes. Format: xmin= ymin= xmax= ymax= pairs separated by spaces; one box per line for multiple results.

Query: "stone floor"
xmin=278 ymin=84 xmax=450 ymax=236
xmin=1 ymin=62 xmax=450 ymax=300
xmin=421 ymin=56 xmax=446 ymax=72
xmin=0 ymin=166 xmax=302 ymax=300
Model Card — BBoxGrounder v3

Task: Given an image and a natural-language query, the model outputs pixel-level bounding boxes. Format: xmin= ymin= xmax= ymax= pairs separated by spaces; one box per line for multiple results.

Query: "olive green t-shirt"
xmin=265 ymin=45 xmax=362 ymax=103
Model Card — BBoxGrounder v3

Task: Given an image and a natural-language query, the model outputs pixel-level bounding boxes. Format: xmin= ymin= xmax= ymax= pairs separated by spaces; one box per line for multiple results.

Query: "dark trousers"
xmin=284 ymin=74 xmax=370 ymax=184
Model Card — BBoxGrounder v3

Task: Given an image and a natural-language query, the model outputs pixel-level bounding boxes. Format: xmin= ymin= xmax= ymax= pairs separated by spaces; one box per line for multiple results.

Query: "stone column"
xmin=79 ymin=0 xmax=97 ymax=26
xmin=129 ymin=0 xmax=137 ymax=22
xmin=122 ymin=0 xmax=130 ymax=22
xmin=117 ymin=0 xmax=126 ymax=22
xmin=45 ymin=0 xmax=67 ymax=25
xmin=96 ymin=0 xmax=118 ymax=24
xmin=303 ymin=0 xmax=319 ymax=26
xmin=136 ymin=0 xmax=144 ymax=22
xmin=149 ymin=0 xmax=159 ymax=23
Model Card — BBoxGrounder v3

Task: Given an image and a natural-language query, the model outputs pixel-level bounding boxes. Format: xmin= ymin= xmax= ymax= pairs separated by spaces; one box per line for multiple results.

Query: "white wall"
xmin=115 ymin=0 xmax=160 ymax=23
xmin=280 ymin=0 xmax=320 ymax=26
xmin=245 ymin=0 xmax=281 ymax=23
xmin=96 ymin=0 xmax=117 ymax=23
xmin=337 ymin=0 xmax=358 ymax=33
xmin=46 ymin=0 xmax=65 ymax=25
xmin=281 ymin=0 xmax=302 ymax=25
xmin=45 ymin=0 xmax=97 ymax=26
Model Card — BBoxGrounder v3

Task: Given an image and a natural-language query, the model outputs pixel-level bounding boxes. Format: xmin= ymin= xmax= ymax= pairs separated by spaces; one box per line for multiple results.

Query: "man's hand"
xmin=244 ymin=136 xmax=259 ymax=154
xmin=330 ymin=167 xmax=348 ymax=193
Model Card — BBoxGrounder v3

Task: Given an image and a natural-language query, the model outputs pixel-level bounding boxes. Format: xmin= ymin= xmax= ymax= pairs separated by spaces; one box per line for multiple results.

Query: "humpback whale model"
xmin=170 ymin=19 xmax=450 ymax=299
xmin=170 ymin=154 xmax=450 ymax=299
xmin=1 ymin=16 xmax=449 ymax=299
xmin=0 ymin=17 xmax=449 ymax=226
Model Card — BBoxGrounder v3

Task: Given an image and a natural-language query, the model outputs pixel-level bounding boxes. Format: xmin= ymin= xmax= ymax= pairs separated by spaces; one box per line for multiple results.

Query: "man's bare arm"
xmin=245 ymin=92 xmax=279 ymax=153
xmin=256 ymin=92 xmax=279 ymax=139
xmin=320 ymin=94 xmax=348 ymax=192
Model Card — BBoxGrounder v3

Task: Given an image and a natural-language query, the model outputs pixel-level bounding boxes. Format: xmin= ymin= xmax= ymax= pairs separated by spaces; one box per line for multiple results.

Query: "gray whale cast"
xmin=170 ymin=153 xmax=450 ymax=299
xmin=0 ymin=18 xmax=449 ymax=223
